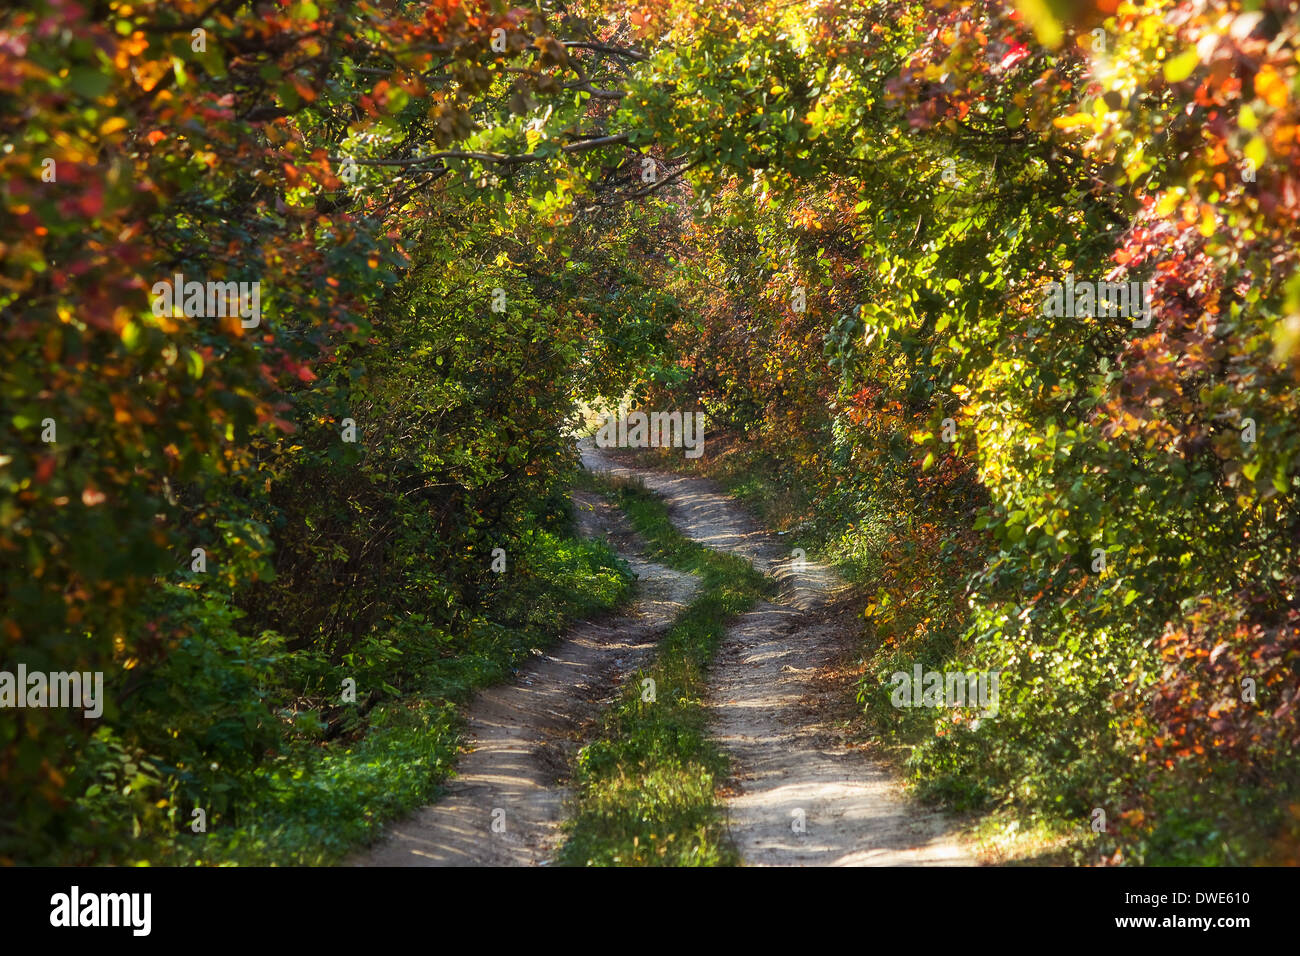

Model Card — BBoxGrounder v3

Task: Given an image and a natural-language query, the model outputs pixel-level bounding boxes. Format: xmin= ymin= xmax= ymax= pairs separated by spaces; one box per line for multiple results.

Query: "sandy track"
xmin=581 ymin=441 xmax=972 ymax=866
xmin=350 ymin=490 xmax=696 ymax=867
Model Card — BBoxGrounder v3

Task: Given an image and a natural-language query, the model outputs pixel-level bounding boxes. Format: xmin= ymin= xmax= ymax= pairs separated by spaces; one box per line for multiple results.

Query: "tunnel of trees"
xmin=2 ymin=0 xmax=1299 ymax=865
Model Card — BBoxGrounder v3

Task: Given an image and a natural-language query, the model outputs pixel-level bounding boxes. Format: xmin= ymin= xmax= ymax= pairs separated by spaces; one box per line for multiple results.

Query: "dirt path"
xmin=581 ymin=441 xmax=973 ymax=866
xmin=351 ymin=491 xmax=696 ymax=867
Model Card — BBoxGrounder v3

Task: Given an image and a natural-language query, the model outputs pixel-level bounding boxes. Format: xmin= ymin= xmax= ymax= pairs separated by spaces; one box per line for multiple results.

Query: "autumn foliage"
xmin=3 ymin=0 xmax=1300 ymax=865
xmin=625 ymin=0 xmax=1300 ymax=862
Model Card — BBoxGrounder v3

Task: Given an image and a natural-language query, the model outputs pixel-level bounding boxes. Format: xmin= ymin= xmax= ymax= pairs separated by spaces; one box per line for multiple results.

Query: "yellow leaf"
xmin=1163 ymin=48 xmax=1199 ymax=84
xmin=1052 ymin=113 xmax=1094 ymax=131
xmin=1013 ymin=0 xmax=1063 ymax=49
xmin=1198 ymin=205 xmax=1216 ymax=237
xmin=1256 ymin=65 xmax=1288 ymax=109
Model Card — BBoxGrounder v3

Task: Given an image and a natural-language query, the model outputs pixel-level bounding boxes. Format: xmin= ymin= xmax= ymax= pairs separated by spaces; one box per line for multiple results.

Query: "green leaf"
xmin=1163 ymin=49 xmax=1200 ymax=84
xmin=68 ymin=67 xmax=111 ymax=99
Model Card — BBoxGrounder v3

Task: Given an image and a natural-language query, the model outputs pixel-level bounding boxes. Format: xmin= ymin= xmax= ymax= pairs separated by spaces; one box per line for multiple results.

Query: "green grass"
xmin=76 ymin=526 xmax=635 ymax=866
xmin=558 ymin=472 xmax=771 ymax=866
xmin=152 ymin=698 xmax=466 ymax=866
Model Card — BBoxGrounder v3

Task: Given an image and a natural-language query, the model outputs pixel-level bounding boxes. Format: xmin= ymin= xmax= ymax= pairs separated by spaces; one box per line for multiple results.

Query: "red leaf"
xmin=34 ymin=456 xmax=56 ymax=484
xmin=999 ymin=42 xmax=1030 ymax=71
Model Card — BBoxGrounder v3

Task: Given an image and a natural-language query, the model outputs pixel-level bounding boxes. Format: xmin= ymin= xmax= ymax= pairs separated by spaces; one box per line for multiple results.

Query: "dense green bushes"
xmin=606 ymin=0 xmax=1300 ymax=865
xmin=1 ymin=0 xmax=666 ymax=862
xmin=49 ymin=513 xmax=630 ymax=865
xmin=8 ymin=0 xmax=1300 ymax=868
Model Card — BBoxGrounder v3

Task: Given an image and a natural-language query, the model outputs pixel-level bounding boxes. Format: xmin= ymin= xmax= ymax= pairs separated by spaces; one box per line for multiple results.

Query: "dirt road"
xmin=355 ymin=444 xmax=971 ymax=866
xmin=581 ymin=442 xmax=972 ymax=866
xmin=351 ymin=490 xmax=695 ymax=866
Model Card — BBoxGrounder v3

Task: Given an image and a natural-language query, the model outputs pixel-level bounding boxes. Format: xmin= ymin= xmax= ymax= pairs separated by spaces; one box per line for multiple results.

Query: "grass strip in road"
xmin=558 ymin=472 xmax=771 ymax=866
